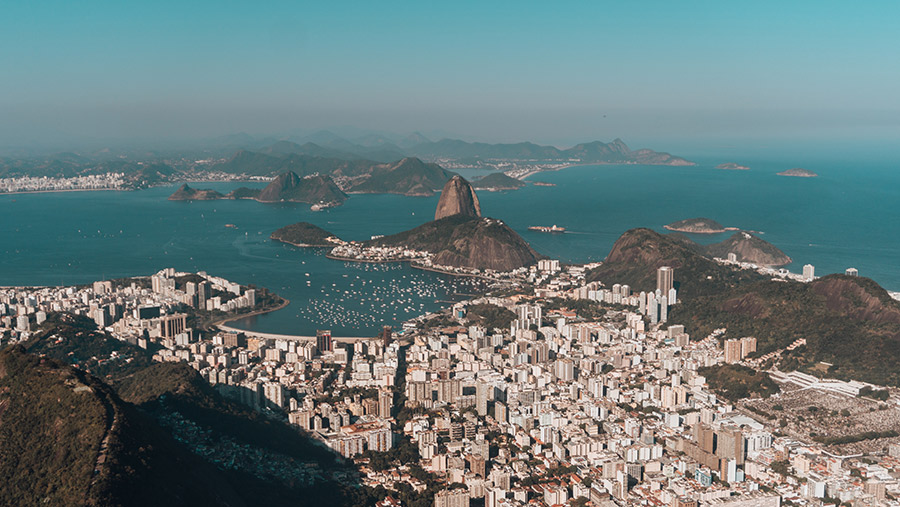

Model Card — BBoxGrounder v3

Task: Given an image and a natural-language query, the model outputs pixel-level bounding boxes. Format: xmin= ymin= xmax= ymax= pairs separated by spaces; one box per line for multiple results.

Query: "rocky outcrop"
xmin=256 ymin=172 xmax=347 ymax=204
xmin=704 ymin=231 xmax=792 ymax=267
xmin=435 ymin=175 xmax=482 ymax=220
xmin=367 ymin=214 xmax=540 ymax=272
xmin=168 ymin=184 xmax=225 ymax=201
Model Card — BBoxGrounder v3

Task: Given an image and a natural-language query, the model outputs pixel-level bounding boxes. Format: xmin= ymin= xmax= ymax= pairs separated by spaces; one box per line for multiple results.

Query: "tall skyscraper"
xmin=316 ymin=329 xmax=333 ymax=354
xmin=657 ymin=266 xmax=674 ymax=294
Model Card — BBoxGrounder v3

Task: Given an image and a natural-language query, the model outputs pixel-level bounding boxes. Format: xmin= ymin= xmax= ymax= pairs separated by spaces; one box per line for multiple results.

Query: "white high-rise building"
xmin=803 ymin=264 xmax=815 ymax=281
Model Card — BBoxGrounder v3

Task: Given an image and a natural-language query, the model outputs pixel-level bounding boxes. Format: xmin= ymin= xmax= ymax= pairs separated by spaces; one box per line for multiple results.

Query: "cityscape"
xmin=3 ymin=2 xmax=900 ymax=507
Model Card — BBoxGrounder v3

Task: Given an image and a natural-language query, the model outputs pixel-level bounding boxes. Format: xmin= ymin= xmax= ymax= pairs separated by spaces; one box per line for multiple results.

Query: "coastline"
xmin=663 ymin=225 xmax=727 ymax=234
xmin=516 ymin=160 xmax=698 ymax=181
xmin=0 ymin=187 xmax=123 ymax=196
xmin=209 ymin=296 xmax=291 ymax=328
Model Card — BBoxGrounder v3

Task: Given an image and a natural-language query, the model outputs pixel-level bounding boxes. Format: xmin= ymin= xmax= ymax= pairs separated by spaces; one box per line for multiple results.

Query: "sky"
xmin=2 ymin=0 xmax=899 ymax=150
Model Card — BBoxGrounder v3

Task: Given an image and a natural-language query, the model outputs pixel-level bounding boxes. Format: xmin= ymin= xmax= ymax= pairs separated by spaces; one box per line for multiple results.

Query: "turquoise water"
xmin=2 ymin=155 xmax=898 ymax=335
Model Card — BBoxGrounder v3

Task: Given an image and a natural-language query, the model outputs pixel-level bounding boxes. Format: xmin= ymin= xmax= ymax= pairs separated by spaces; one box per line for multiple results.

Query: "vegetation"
xmin=592 ymin=228 xmax=900 ymax=386
xmin=466 ymin=303 xmax=516 ymax=331
xmin=348 ymin=157 xmax=455 ymax=196
xmin=270 ymin=221 xmax=341 ymax=246
xmin=813 ymin=430 xmax=899 ymax=446
xmin=699 ymin=364 xmax=780 ymax=401
xmin=472 ymin=172 xmax=525 ymax=190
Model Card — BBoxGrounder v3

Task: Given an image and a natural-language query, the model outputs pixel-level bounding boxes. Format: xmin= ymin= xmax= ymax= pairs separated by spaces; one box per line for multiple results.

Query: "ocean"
xmin=2 ymin=153 xmax=898 ymax=336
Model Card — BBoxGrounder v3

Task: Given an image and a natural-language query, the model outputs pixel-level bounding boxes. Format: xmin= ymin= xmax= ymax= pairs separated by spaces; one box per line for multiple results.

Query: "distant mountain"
xmin=664 ymin=217 xmax=727 ymax=234
xmin=398 ymin=131 xmax=432 ymax=149
xmin=215 ymin=150 xmax=376 ymax=178
xmin=704 ymin=231 xmax=792 ymax=267
xmin=256 ymin=172 xmax=347 ymax=204
xmin=348 ymin=157 xmax=456 ymax=196
xmin=367 ymin=214 xmax=541 ymax=272
xmin=271 ymin=222 xmax=342 ymax=247
xmin=472 ymin=172 xmax=526 ymax=191
xmin=435 ymin=175 xmax=482 ymax=220
xmin=407 ymin=137 xmax=694 ymax=165
xmin=778 ymin=168 xmax=818 ymax=177
xmin=168 ymin=183 xmax=225 ymax=201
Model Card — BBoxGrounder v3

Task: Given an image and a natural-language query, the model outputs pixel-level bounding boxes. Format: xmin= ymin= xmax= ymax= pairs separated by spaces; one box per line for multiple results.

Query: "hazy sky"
xmin=2 ymin=0 xmax=899 ymax=149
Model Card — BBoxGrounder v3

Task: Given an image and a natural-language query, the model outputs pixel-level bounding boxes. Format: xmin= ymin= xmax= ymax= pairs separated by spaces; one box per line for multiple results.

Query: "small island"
xmin=270 ymin=222 xmax=342 ymax=247
xmin=664 ymin=217 xmax=726 ymax=234
xmin=168 ymin=184 xmax=225 ymax=201
xmin=472 ymin=172 xmax=525 ymax=191
xmin=777 ymin=168 xmax=818 ymax=177
xmin=716 ymin=162 xmax=750 ymax=171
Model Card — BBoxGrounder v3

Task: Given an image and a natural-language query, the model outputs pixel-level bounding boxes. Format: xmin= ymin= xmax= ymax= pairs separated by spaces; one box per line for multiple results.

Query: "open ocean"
xmin=2 ymin=150 xmax=898 ymax=336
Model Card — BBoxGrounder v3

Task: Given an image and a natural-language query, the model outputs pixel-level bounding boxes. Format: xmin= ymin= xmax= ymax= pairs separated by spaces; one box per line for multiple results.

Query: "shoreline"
xmin=517 ymin=160 xmax=697 ymax=181
xmin=208 ymin=296 xmax=291 ymax=328
xmin=0 ymin=187 xmax=123 ymax=196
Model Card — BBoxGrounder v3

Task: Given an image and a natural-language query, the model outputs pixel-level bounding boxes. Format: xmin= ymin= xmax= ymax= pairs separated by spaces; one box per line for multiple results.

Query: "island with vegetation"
xmin=270 ymin=222 xmax=342 ymax=247
xmin=664 ymin=217 xmax=726 ymax=234
xmin=167 ymin=184 xmax=225 ymax=201
xmin=777 ymin=167 xmax=818 ymax=177
xmin=716 ymin=162 xmax=750 ymax=170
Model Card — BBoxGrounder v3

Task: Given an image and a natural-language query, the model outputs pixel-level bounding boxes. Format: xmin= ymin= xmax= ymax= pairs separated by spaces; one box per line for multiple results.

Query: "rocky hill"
xmin=256 ymin=172 xmax=347 ymax=204
xmin=271 ymin=222 xmax=342 ymax=247
xmin=168 ymin=183 xmax=225 ymax=201
xmin=0 ymin=346 xmax=251 ymax=506
xmin=589 ymin=228 xmax=900 ymax=385
xmin=704 ymin=231 xmax=792 ymax=267
xmin=435 ymin=175 xmax=482 ymax=220
xmin=347 ymin=157 xmax=455 ymax=196
xmin=586 ymin=228 xmax=763 ymax=299
xmin=472 ymin=172 xmax=525 ymax=191
xmin=6 ymin=318 xmax=364 ymax=506
xmin=367 ymin=214 xmax=541 ymax=271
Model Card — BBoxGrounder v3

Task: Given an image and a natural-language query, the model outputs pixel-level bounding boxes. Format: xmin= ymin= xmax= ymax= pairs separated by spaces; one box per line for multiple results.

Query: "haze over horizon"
xmin=3 ymin=1 xmax=900 ymax=152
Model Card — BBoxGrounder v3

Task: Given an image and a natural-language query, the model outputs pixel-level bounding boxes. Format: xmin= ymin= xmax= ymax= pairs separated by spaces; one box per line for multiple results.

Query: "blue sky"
xmin=2 ymin=0 xmax=899 ymax=148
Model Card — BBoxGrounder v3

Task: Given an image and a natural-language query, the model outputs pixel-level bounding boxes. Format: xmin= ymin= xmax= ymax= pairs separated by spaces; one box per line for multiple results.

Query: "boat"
xmin=528 ymin=225 xmax=566 ymax=233
xmin=224 ymin=223 xmax=237 ymax=228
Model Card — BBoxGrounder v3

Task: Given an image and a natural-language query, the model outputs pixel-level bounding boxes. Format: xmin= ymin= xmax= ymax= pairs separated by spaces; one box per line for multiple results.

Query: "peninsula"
xmin=472 ymin=172 xmax=526 ymax=191
xmin=270 ymin=222 xmax=342 ymax=247
xmin=777 ymin=167 xmax=818 ymax=177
